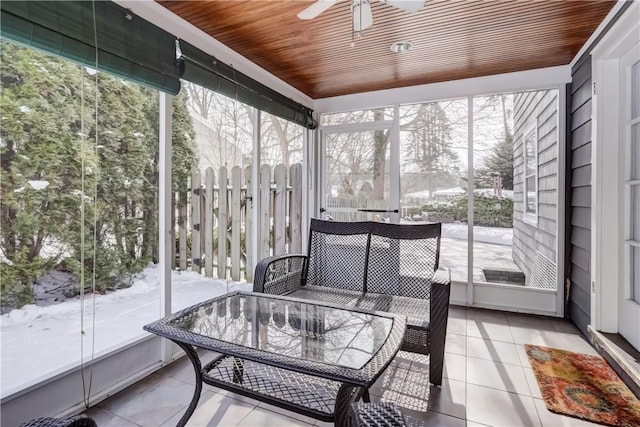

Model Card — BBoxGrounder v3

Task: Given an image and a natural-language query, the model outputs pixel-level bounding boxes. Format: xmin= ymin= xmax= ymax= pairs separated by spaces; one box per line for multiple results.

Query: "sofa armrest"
xmin=253 ymin=254 xmax=308 ymax=295
xmin=429 ymin=266 xmax=451 ymax=386
xmin=432 ymin=266 xmax=451 ymax=287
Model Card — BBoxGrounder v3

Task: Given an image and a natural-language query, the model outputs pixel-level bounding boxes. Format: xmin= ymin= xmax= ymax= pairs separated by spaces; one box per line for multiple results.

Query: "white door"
xmin=618 ymin=41 xmax=640 ymax=351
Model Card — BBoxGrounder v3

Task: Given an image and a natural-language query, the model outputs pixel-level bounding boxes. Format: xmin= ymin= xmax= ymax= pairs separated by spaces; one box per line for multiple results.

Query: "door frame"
xmin=318 ymin=117 xmax=399 ymax=223
xmin=591 ymin=0 xmax=640 ymax=334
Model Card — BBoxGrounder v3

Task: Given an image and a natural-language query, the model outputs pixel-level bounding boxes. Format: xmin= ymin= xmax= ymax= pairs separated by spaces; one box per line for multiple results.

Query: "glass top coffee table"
xmin=144 ymin=291 xmax=406 ymax=426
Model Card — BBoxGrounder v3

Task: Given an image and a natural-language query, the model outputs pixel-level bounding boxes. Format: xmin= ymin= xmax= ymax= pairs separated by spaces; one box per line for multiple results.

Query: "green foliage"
xmin=0 ymin=41 xmax=197 ymax=309
xmin=408 ymin=195 xmax=513 ymax=228
xmin=456 ymin=194 xmax=513 ymax=228
xmin=474 ymin=135 xmax=514 ymax=190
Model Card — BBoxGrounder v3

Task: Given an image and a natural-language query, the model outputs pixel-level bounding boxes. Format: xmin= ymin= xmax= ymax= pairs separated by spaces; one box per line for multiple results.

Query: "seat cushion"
xmin=288 ymin=285 xmax=430 ymax=328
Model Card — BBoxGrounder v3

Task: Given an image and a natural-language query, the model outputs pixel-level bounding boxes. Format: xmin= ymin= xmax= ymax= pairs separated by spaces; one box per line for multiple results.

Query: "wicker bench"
xmin=254 ymin=219 xmax=451 ymax=386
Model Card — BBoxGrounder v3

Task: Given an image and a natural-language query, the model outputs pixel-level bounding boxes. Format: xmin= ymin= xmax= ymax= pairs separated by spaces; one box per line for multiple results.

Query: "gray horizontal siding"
xmin=512 ymin=90 xmax=559 ymax=281
xmin=566 ymin=57 xmax=593 ymax=335
xmin=563 ymin=1 xmax=634 ymax=336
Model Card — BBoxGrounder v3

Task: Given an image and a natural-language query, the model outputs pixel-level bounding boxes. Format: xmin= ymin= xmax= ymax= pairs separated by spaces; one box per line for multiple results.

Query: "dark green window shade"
xmin=178 ymin=41 xmax=316 ymax=129
xmin=1 ymin=1 xmax=180 ymax=94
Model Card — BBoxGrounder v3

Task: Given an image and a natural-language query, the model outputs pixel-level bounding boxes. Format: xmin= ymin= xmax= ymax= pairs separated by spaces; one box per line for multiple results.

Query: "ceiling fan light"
xmin=390 ymin=41 xmax=413 ymax=53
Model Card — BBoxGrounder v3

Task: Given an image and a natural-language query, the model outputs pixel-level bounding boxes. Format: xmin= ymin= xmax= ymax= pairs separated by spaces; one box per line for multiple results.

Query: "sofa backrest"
xmin=305 ymin=219 xmax=442 ymax=298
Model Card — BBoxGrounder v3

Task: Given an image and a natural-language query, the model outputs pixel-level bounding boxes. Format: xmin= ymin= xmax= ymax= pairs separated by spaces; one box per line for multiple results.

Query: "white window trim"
xmin=523 ymin=121 xmax=538 ymax=226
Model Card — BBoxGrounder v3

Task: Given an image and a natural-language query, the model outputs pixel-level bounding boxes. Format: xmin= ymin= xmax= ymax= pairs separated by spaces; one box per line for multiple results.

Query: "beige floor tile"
xmin=406 ymin=411 xmax=466 ymax=427
xmin=211 ymin=387 xmax=277 ymax=405
xmin=77 ymin=306 xmax=608 ymax=427
xmin=97 ymin=375 xmax=200 ymax=427
xmin=467 ymin=319 xmax=514 ymax=343
xmin=533 ymin=398 xmax=604 ymax=427
xmin=155 ymin=355 xmax=199 ymax=385
xmin=466 ymin=308 xmax=509 ymax=325
xmin=369 ymin=366 xmax=410 ymax=397
xmin=83 ymin=407 xmax=142 ymax=427
xmin=516 ymin=344 xmax=532 ymax=367
xmin=443 ymin=352 xmax=466 ymax=382
xmin=466 ymin=384 xmax=541 ymax=427
xmin=161 ymin=390 xmax=256 ymax=427
xmin=257 ymin=402 xmax=320 ymax=425
xmin=466 ymin=356 xmax=531 ymax=396
xmin=376 ymin=369 xmax=465 ymax=418
xmin=424 ymin=377 xmax=466 ymax=419
xmin=507 ymin=314 xmax=556 ymax=332
xmin=523 ymin=367 xmax=543 ymax=399
xmin=466 ymin=336 xmax=521 ymax=365
xmin=549 ymin=319 xmax=581 ymax=334
xmin=548 ymin=333 xmax=599 ymax=356
xmin=448 ymin=305 xmax=468 ymax=319
xmin=445 ymin=333 xmax=467 ymax=355
xmin=510 ymin=327 xmax=561 ymax=346
xmin=447 ymin=316 xmax=467 ymax=336
xmin=238 ymin=406 xmax=314 ymax=427
xmin=388 ymin=351 xmax=414 ymax=370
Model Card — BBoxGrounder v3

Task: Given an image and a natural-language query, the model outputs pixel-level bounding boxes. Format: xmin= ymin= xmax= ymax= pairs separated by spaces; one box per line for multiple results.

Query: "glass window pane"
xmin=325 ymin=130 xmax=390 ymax=222
xmin=526 ymin=176 xmax=536 ymax=213
xmin=321 ymin=107 xmax=394 ymax=126
xmin=472 ymin=94 xmax=517 ymax=284
xmin=632 ymin=246 xmax=640 ymax=304
xmin=261 ymin=113 xmax=303 ymax=167
xmin=525 ymin=131 xmax=537 ymax=175
xmin=400 ymin=98 xmax=469 ymax=283
xmin=632 ymin=60 xmax=640 ymax=120
xmin=632 ymin=123 xmax=640 ymax=180
xmin=632 ymin=185 xmax=640 ymax=242
xmin=1 ymin=40 xmax=163 ymax=394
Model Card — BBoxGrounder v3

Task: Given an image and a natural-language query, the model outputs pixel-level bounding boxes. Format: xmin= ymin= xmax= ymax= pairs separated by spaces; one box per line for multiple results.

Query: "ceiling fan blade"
xmin=297 ymin=0 xmax=338 ymax=20
xmin=353 ymin=0 xmax=374 ymax=32
xmin=382 ymin=0 xmax=425 ymax=13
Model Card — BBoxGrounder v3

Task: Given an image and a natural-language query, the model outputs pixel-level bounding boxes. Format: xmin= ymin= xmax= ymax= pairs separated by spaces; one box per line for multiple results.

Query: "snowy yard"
xmin=440 ymin=223 xmax=517 ymax=282
xmin=0 ymin=265 xmax=250 ymax=397
xmin=0 ymin=223 xmax=516 ymax=397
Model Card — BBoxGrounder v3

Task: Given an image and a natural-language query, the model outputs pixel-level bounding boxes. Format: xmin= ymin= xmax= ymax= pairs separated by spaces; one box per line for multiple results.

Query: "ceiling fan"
xmin=297 ymin=0 xmax=426 ymax=32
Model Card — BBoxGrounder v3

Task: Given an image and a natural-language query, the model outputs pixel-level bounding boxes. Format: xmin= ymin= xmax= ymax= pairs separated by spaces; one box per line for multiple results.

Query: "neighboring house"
xmin=190 ymin=110 xmax=249 ymax=172
xmin=512 ymin=90 xmax=560 ymax=287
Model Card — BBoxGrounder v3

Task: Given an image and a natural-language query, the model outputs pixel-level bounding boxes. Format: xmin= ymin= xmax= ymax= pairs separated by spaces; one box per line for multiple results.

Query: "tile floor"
xmin=84 ymin=306 xmax=605 ymax=427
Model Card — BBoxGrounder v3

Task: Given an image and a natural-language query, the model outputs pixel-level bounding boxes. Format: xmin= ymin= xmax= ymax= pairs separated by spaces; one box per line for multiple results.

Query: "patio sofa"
xmin=253 ymin=219 xmax=451 ymax=386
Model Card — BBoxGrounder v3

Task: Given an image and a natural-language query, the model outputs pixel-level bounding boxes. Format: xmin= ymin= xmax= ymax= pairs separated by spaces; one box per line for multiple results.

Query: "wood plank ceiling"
xmin=159 ymin=0 xmax=616 ymax=99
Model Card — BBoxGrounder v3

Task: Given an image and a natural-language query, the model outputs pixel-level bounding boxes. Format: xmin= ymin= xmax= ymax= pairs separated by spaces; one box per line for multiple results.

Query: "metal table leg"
xmin=173 ymin=341 xmax=204 ymax=427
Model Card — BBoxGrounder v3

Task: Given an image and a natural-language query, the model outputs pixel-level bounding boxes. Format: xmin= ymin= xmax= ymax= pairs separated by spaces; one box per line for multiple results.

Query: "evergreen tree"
xmin=403 ymin=103 xmax=461 ymax=198
xmin=0 ymin=41 xmax=196 ymax=308
xmin=1 ymin=42 xmax=90 ymax=307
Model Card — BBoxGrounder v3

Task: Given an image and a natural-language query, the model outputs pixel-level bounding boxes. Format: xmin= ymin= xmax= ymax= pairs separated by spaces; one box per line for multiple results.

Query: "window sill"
xmin=523 ymin=213 xmax=538 ymax=227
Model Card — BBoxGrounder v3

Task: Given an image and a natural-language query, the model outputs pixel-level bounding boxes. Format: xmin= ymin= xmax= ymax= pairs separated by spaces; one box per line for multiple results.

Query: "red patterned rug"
xmin=526 ymin=344 xmax=640 ymax=427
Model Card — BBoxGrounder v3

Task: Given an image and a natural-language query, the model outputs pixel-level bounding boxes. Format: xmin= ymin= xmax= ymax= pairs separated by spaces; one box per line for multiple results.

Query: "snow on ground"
xmin=0 ymin=264 xmax=250 ymax=397
xmin=442 ymin=223 xmax=512 ymax=245
xmin=0 ymin=224 xmax=516 ymax=397
xmin=440 ymin=223 xmax=516 ymax=282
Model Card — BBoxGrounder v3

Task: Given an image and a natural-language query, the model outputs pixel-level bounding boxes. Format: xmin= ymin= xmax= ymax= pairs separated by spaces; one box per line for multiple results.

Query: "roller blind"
xmin=178 ymin=40 xmax=316 ymax=129
xmin=0 ymin=1 xmax=180 ymax=94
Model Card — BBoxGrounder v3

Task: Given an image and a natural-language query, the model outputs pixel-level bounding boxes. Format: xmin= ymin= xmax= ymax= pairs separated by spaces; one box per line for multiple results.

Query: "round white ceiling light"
xmin=390 ymin=41 xmax=413 ymax=53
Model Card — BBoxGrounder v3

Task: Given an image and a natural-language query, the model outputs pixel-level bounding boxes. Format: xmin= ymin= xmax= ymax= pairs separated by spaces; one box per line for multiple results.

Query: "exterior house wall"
xmin=564 ymin=1 xmax=634 ymax=336
xmin=512 ymin=90 xmax=559 ymax=282
xmin=566 ymin=58 xmax=592 ymax=335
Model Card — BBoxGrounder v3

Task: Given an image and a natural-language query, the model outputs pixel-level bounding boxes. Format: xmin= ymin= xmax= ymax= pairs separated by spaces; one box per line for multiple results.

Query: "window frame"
xmin=523 ymin=121 xmax=538 ymax=225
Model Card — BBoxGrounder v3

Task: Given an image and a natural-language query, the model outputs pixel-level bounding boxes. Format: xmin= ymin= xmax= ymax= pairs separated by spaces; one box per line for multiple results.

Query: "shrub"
xmin=455 ymin=194 xmax=513 ymax=227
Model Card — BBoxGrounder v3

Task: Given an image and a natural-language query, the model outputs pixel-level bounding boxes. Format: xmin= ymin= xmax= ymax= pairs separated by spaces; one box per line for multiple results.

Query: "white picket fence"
xmin=174 ymin=163 xmax=303 ymax=282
